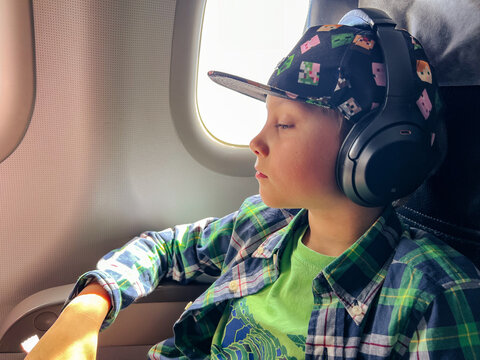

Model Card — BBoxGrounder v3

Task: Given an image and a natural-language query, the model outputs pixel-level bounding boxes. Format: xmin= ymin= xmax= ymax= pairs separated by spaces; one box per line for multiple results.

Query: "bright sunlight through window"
xmin=197 ymin=0 xmax=310 ymax=146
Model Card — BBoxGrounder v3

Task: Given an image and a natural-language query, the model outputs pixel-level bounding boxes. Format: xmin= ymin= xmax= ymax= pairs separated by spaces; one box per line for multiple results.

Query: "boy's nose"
xmin=249 ymin=131 xmax=269 ymax=157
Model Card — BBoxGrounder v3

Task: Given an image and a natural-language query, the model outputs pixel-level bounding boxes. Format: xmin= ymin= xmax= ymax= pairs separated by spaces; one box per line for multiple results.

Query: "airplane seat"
xmin=397 ymin=86 xmax=480 ymax=268
xmin=305 ymin=0 xmax=480 ymax=268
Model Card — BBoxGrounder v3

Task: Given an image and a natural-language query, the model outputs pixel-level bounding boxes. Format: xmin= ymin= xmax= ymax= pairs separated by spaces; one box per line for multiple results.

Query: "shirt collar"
xmin=252 ymin=208 xmax=308 ymax=259
xmin=322 ymin=205 xmax=404 ymax=325
xmin=252 ymin=205 xmax=404 ymax=326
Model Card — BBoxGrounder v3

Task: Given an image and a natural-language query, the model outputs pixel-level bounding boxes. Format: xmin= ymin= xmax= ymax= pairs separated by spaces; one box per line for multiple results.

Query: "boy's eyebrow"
xmin=266 ymin=104 xmax=308 ymax=121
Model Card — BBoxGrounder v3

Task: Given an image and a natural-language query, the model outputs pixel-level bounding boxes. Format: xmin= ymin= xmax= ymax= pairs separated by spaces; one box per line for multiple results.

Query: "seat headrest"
xmin=305 ymin=0 xmax=480 ymax=86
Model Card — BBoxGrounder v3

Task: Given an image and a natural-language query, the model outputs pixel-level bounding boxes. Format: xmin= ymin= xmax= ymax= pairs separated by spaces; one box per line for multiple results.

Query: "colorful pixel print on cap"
xmin=208 ymin=24 xmax=438 ymax=125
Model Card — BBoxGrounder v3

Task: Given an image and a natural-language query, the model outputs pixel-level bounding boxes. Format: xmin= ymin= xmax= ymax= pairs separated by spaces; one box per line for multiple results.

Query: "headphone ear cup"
xmin=336 ymin=113 xmax=375 ymax=205
xmin=337 ymin=122 xmax=432 ymax=207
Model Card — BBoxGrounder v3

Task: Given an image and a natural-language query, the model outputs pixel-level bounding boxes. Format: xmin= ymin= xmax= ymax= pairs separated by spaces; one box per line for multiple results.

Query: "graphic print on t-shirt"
xmin=211 ymin=298 xmax=306 ymax=360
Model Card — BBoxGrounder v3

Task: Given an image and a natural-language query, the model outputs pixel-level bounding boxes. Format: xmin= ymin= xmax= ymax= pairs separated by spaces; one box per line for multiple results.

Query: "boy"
xmin=27 ymin=22 xmax=480 ymax=360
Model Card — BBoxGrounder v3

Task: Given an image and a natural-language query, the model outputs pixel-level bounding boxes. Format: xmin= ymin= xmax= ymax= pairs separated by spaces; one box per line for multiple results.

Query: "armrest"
xmin=0 ymin=281 xmax=210 ymax=353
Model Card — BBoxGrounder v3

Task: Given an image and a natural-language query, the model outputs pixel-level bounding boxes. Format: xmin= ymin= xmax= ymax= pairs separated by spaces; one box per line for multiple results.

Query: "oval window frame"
xmin=169 ymin=0 xmax=255 ymax=177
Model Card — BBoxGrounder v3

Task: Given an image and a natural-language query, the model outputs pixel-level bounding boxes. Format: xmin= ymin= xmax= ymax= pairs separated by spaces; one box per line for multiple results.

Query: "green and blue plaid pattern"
xmin=66 ymin=195 xmax=480 ymax=359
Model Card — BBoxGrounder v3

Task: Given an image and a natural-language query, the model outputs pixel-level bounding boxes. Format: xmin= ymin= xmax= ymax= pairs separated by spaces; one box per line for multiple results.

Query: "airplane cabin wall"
xmin=0 ymin=0 xmax=258 ymax=333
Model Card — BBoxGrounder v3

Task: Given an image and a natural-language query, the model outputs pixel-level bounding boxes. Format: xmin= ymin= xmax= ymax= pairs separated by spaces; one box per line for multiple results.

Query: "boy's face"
xmin=250 ymin=95 xmax=344 ymax=209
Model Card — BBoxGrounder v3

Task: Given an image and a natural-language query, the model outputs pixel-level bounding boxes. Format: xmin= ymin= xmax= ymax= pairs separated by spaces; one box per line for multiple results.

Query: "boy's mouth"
xmin=255 ymin=170 xmax=268 ymax=179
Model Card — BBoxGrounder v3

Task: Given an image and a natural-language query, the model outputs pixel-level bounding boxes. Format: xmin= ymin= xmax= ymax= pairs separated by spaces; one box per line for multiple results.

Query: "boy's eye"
xmin=275 ymin=124 xmax=293 ymax=129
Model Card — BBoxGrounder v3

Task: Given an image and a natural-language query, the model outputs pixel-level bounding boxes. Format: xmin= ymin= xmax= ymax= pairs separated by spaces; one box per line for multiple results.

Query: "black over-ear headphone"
xmin=335 ymin=8 xmax=437 ymax=207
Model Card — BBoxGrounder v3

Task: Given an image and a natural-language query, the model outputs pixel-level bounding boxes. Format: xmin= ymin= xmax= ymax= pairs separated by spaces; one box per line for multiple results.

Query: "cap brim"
xmin=207 ymin=70 xmax=302 ymax=103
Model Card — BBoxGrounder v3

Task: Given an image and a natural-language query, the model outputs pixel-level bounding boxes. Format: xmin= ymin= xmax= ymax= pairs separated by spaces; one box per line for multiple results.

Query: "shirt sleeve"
xmin=407 ymin=280 xmax=480 ymax=358
xmin=64 ymin=204 xmax=240 ymax=330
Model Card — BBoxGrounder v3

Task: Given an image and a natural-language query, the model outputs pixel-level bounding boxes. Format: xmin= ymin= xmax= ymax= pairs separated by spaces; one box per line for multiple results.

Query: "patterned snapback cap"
xmin=208 ymin=24 xmax=437 ymax=124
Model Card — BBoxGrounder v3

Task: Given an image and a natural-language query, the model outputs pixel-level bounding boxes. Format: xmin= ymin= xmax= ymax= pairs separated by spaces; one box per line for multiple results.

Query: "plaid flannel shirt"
xmin=67 ymin=195 xmax=480 ymax=359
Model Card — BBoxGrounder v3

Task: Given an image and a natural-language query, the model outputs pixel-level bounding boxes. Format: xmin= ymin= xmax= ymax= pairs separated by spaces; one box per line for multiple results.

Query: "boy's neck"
xmin=303 ymin=204 xmax=384 ymax=257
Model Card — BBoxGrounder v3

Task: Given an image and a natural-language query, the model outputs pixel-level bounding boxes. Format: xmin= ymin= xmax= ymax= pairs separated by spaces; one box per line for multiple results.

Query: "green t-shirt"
xmin=211 ymin=225 xmax=336 ymax=359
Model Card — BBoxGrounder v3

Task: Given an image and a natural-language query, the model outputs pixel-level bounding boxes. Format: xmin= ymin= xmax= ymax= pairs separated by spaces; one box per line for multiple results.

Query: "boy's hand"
xmin=25 ymin=282 xmax=111 ymax=360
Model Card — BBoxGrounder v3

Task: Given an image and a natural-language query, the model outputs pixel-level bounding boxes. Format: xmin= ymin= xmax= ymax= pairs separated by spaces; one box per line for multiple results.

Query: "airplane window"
xmin=197 ymin=0 xmax=309 ymax=146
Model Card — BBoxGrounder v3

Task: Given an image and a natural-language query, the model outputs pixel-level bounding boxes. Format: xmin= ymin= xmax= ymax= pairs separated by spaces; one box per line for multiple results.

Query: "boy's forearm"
xmin=25 ymin=283 xmax=111 ymax=359
xmin=64 ymin=281 xmax=111 ymax=328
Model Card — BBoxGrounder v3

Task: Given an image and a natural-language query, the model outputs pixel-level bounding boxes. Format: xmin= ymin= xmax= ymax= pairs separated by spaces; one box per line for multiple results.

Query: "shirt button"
xmin=229 ymin=280 xmax=239 ymax=293
xmin=351 ymin=305 xmax=362 ymax=316
xmin=184 ymin=301 xmax=193 ymax=310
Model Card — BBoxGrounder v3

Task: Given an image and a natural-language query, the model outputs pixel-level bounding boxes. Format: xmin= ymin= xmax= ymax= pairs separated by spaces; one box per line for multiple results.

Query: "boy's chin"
xmin=259 ymin=192 xmax=293 ymax=209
